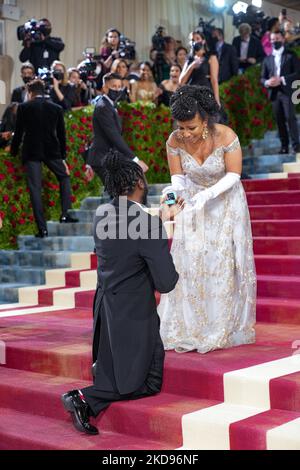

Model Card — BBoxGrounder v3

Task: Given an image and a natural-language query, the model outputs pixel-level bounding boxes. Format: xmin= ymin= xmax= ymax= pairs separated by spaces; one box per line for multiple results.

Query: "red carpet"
xmin=1 ymin=177 xmax=300 ymax=449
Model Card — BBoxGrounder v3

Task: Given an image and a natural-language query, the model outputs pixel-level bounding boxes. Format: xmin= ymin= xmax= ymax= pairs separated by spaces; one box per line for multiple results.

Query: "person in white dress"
xmin=158 ymin=85 xmax=256 ymax=354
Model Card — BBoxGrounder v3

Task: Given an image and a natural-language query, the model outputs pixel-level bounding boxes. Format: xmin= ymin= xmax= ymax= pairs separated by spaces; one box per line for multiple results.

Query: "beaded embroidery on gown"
xmin=158 ymin=134 xmax=256 ymax=353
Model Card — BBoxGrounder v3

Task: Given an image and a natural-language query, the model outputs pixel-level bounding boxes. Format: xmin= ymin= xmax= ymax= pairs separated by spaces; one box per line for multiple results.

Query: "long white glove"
xmin=162 ymin=174 xmax=186 ymax=196
xmin=191 ymin=172 xmax=241 ymax=210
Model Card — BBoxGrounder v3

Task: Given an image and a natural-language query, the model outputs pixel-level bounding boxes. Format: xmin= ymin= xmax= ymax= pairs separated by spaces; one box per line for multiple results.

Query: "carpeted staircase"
xmin=1 ymin=177 xmax=300 ymax=448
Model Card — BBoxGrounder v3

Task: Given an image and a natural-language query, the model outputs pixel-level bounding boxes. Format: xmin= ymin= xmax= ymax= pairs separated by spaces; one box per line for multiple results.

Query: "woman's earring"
xmin=202 ymin=125 xmax=209 ymax=140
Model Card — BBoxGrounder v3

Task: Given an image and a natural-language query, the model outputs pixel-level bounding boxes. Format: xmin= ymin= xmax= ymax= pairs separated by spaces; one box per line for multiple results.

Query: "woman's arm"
xmin=209 ymin=55 xmax=220 ymax=107
xmin=129 ymin=80 xmax=138 ymax=103
xmin=179 ymin=60 xmax=195 ymax=85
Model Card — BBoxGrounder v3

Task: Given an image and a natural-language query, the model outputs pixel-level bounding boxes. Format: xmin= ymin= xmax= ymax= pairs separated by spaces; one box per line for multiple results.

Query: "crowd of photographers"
xmin=1 ymin=8 xmax=300 ymax=151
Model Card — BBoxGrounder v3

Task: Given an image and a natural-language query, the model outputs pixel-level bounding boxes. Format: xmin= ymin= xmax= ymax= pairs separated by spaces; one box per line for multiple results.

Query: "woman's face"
xmin=177 ymin=49 xmax=187 ymax=63
xmin=69 ymin=71 xmax=80 ymax=85
xmin=140 ymin=64 xmax=152 ymax=80
xmin=193 ymin=33 xmax=205 ymax=45
xmin=170 ymin=66 xmax=181 ymax=81
xmin=117 ymin=61 xmax=128 ymax=77
xmin=177 ymin=114 xmax=206 ymax=142
xmin=54 ymin=65 xmax=64 ymax=74
xmin=107 ymin=31 xmax=119 ymax=47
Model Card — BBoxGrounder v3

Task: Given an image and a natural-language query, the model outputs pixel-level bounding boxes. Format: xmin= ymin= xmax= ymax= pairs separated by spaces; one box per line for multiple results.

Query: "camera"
xmin=118 ymin=35 xmax=136 ymax=61
xmin=232 ymin=5 xmax=266 ymax=37
xmin=17 ymin=18 xmax=49 ymax=43
xmin=37 ymin=68 xmax=64 ymax=92
xmin=77 ymin=48 xmax=102 ymax=84
xmin=152 ymin=26 xmax=166 ymax=53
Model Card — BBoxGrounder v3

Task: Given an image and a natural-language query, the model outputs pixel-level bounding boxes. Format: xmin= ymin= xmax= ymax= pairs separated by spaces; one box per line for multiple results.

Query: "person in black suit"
xmin=85 ymin=73 xmax=148 ymax=187
xmin=232 ymin=23 xmax=265 ymax=74
xmin=212 ymin=28 xmax=239 ymax=84
xmin=11 ymin=63 xmax=35 ymax=104
xmin=62 ymin=150 xmax=182 ymax=435
xmin=19 ymin=19 xmax=64 ymax=72
xmin=261 ymin=30 xmax=300 ymax=154
xmin=10 ymin=79 xmax=78 ymax=238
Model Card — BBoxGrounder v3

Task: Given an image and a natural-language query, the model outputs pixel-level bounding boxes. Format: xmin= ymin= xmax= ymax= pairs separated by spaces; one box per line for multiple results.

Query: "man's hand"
xmin=85 ymin=165 xmax=94 ymax=182
xmin=63 ymin=160 xmax=70 ymax=176
xmin=137 ymin=160 xmax=149 ymax=173
xmin=268 ymin=76 xmax=281 ymax=87
xmin=247 ymin=57 xmax=256 ymax=65
xmin=159 ymin=195 xmax=185 ymax=222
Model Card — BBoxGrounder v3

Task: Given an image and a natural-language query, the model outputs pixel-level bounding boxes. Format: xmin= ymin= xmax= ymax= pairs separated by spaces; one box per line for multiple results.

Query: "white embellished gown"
xmin=158 ymin=135 xmax=256 ymax=354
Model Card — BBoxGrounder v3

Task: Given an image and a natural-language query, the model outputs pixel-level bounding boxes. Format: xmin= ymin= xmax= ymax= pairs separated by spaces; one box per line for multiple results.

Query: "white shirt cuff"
xmin=280 ymin=76 xmax=286 ymax=86
xmin=133 ymin=156 xmax=139 ymax=163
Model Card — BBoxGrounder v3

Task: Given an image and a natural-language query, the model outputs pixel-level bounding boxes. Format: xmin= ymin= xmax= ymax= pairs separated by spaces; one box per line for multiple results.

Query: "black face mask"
xmin=108 ymin=89 xmax=121 ymax=102
xmin=23 ymin=76 xmax=33 ymax=85
xmin=273 ymin=41 xmax=284 ymax=50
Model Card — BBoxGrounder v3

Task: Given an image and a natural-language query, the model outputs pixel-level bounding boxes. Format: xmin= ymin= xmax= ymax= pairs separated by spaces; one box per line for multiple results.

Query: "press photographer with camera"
xmin=11 ymin=62 xmax=35 ymax=103
xmin=99 ymin=28 xmax=136 ymax=73
xmin=150 ymin=27 xmax=177 ymax=84
xmin=19 ymin=18 xmax=65 ymax=72
xmin=49 ymin=61 xmax=77 ymax=111
xmin=68 ymin=68 xmax=89 ymax=107
xmin=179 ymin=30 xmax=221 ymax=108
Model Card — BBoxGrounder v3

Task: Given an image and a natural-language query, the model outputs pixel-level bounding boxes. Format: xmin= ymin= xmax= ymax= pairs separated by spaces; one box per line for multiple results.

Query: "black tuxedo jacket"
xmin=11 ymin=86 xmax=26 ymax=104
xmin=10 ymin=97 xmax=66 ymax=163
xmin=218 ymin=43 xmax=239 ymax=83
xmin=232 ymin=36 xmax=265 ymax=68
xmin=87 ymin=95 xmax=135 ymax=167
xmin=261 ymin=49 xmax=300 ymax=100
xmin=92 ymin=198 xmax=179 ymax=394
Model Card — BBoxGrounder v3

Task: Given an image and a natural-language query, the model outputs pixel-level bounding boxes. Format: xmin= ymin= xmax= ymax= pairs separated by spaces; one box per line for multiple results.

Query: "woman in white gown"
xmin=158 ymin=85 xmax=256 ymax=354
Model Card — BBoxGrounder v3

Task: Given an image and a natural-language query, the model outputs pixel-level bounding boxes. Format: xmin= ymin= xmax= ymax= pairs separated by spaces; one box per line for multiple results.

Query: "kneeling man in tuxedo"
xmin=62 ymin=150 xmax=183 ymax=435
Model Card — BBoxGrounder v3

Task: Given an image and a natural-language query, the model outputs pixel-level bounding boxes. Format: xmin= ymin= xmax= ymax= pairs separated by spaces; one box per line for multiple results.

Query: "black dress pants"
xmin=272 ymin=91 xmax=300 ymax=150
xmin=81 ymin=334 xmax=165 ymax=418
xmin=25 ymin=159 xmax=72 ymax=231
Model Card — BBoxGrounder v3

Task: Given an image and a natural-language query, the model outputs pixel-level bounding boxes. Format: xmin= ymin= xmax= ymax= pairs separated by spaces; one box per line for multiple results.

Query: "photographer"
xmin=68 ymin=68 xmax=89 ymax=107
xmin=49 ymin=61 xmax=77 ymax=111
xmin=151 ymin=35 xmax=177 ymax=83
xmin=99 ymin=28 xmax=122 ymax=72
xmin=179 ymin=30 xmax=221 ymax=107
xmin=232 ymin=23 xmax=265 ymax=74
xmin=11 ymin=62 xmax=35 ymax=103
xmin=19 ymin=19 xmax=65 ymax=72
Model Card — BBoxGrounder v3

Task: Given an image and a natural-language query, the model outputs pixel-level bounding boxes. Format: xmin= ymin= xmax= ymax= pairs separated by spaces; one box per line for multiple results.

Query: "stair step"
xmin=0 ymin=408 xmax=169 ymax=450
xmin=17 ymin=236 xmax=94 ymax=252
xmin=253 ymin=237 xmax=300 ymax=255
xmin=257 ymin=275 xmax=300 ymax=300
xmin=246 ymin=190 xmax=300 ymax=205
xmin=252 ymin=220 xmax=300 ymax=237
xmin=255 ymin=255 xmax=300 ymax=276
xmin=249 ymin=205 xmax=300 ymax=220
xmin=257 ymin=297 xmax=300 ymax=324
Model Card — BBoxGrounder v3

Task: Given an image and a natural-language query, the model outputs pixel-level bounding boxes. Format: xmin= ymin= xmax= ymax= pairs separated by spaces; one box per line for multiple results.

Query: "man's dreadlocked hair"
xmin=170 ymin=85 xmax=220 ymax=131
xmin=103 ymin=150 xmax=144 ymax=198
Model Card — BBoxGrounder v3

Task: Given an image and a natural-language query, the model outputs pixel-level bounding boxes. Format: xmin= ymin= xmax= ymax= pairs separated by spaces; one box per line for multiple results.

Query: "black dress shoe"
xmin=61 ymin=390 xmax=99 ymax=435
xmin=35 ymin=229 xmax=48 ymax=238
xmin=279 ymin=148 xmax=289 ymax=154
xmin=91 ymin=361 xmax=97 ymax=378
xmin=60 ymin=215 xmax=79 ymax=224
